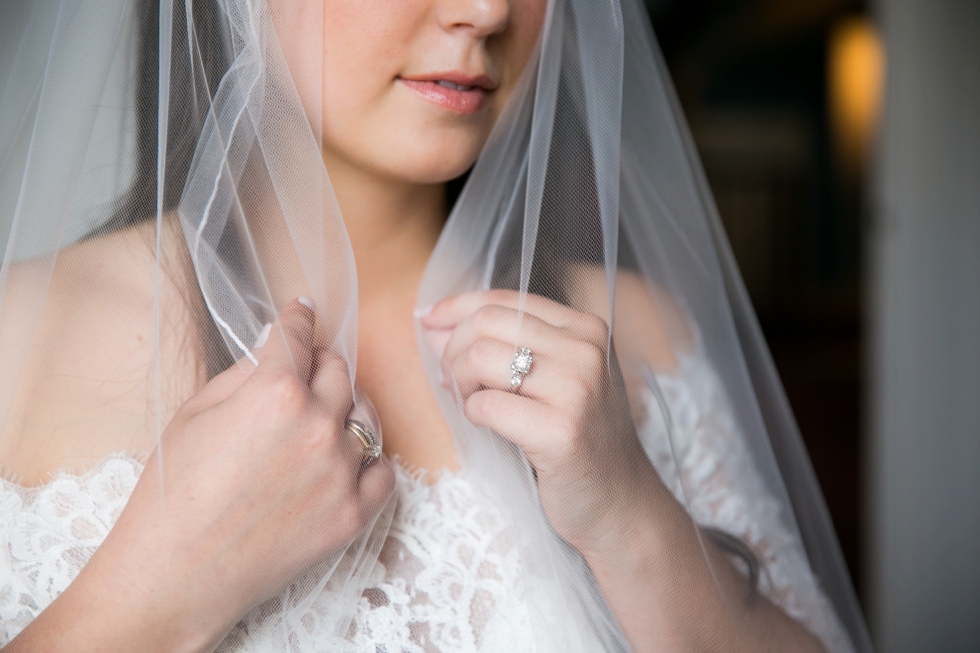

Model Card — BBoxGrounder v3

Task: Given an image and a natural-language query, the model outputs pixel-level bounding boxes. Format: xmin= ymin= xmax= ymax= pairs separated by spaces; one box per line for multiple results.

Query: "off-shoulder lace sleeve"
xmin=0 ymin=456 xmax=143 ymax=645
xmin=638 ymin=354 xmax=855 ymax=653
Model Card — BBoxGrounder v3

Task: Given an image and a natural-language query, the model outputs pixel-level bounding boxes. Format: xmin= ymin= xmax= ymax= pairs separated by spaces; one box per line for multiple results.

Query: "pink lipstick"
xmin=398 ymin=73 xmax=495 ymax=114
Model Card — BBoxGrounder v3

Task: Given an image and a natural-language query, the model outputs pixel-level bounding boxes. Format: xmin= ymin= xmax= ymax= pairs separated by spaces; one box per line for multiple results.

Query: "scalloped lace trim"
xmin=0 ymin=355 xmax=852 ymax=652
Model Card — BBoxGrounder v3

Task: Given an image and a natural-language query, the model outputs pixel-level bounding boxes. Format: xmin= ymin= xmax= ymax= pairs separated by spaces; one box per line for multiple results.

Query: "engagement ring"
xmin=510 ymin=347 xmax=533 ymax=390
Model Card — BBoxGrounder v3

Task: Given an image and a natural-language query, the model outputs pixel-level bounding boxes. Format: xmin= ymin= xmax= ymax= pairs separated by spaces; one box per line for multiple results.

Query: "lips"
xmin=398 ymin=73 xmax=496 ymax=114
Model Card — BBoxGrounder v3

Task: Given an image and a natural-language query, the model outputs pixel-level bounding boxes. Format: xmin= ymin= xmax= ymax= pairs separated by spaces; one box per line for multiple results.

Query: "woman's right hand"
xmin=5 ymin=299 xmax=394 ymax=653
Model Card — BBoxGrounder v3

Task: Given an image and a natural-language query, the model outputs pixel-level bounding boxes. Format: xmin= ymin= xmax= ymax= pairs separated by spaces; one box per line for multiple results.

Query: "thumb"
xmin=251 ymin=298 xmax=318 ymax=384
xmin=187 ymin=298 xmax=317 ymax=410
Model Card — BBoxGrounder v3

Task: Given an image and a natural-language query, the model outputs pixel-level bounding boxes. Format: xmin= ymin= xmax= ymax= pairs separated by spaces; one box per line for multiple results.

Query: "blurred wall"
xmin=650 ymin=0 xmax=871 ymax=597
xmin=868 ymin=0 xmax=980 ymax=651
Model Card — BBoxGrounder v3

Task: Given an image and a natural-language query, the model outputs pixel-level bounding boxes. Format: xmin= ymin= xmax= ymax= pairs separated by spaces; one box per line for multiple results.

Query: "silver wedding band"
xmin=345 ymin=419 xmax=382 ymax=467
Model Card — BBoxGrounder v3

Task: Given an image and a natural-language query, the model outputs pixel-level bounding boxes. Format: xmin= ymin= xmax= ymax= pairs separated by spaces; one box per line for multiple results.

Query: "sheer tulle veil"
xmin=0 ymin=0 xmax=872 ymax=650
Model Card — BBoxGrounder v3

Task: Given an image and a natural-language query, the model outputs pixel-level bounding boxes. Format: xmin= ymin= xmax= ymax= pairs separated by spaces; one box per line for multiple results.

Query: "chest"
xmin=0 ymin=457 xmax=536 ymax=651
xmin=356 ymin=299 xmax=458 ymax=473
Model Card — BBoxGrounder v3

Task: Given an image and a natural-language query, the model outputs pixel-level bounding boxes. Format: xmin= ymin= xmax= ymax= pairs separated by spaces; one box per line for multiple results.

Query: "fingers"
xmin=185 ymin=358 xmax=252 ymax=410
xmin=234 ymin=300 xmax=376 ymax=484
xmin=422 ymin=290 xmax=572 ymax=327
xmin=463 ymin=389 xmax=558 ymax=459
xmin=253 ymin=298 xmax=317 ymax=385
xmin=440 ymin=304 xmax=557 ymax=356
xmin=421 ymin=290 xmax=609 ymax=345
xmin=435 ymin=297 xmax=608 ymax=410
xmin=187 ymin=299 xmax=316 ymax=413
xmin=310 ymin=347 xmax=383 ymax=490
xmin=310 ymin=347 xmax=354 ymax=416
xmin=445 ymin=337 xmax=556 ymax=401
xmin=424 ymin=290 xmax=618 ymax=481
xmin=438 ymin=305 xmax=559 ymax=383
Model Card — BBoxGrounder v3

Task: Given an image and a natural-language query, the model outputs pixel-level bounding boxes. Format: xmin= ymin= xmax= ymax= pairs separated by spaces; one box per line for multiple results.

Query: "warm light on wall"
xmin=829 ymin=17 xmax=885 ymax=175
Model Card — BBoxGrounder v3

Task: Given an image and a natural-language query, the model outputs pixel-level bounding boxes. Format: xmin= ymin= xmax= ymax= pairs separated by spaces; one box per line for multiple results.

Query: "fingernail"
xmin=297 ymin=296 xmax=315 ymax=310
xmin=413 ymin=303 xmax=434 ymax=319
xmin=253 ymin=322 xmax=273 ymax=350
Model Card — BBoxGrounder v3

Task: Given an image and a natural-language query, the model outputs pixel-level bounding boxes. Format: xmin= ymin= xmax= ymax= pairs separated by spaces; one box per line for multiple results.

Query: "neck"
xmin=324 ymin=151 xmax=446 ymax=305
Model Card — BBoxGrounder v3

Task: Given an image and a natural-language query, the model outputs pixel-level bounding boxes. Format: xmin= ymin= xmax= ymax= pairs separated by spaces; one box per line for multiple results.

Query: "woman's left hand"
xmin=422 ymin=290 xmax=829 ymax=653
xmin=420 ymin=289 xmax=661 ymax=555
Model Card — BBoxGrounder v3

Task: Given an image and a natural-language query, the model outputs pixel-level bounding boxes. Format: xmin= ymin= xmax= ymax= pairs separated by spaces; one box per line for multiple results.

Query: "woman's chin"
xmin=319 ymin=100 xmax=495 ymax=186
xmin=372 ymin=146 xmax=482 ymax=186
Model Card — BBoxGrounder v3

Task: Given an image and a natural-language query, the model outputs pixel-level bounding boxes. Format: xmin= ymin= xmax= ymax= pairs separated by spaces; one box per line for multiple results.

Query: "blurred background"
xmin=642 ymin=0 xmax=980 ymax=651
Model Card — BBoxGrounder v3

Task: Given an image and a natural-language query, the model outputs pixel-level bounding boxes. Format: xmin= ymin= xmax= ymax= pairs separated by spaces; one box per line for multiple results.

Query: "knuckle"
xmin=485 ymin=289 xmax=513 ymax=305
xmin=577 ymin=340 xmax=606 ymax=373
xmin=474 ymin=303 xmax=509 ymax=327
xmin=467 ymin=391 xmax=497 ymax=423
xmin=464 ymin=338 xmax=494 ymax=368
xmin=472 ymin=304 xmax=496 ymax=326
xmin=263 ymin=372 xmax=309 ymax=416
xmin=319 ymin=349 xmax=348 ymax=371
xmin=313 ymin=412 xmax=342 ymax=445
xmin=563 ymin=342 xmax=604 ymax=389
xmin=563 ymin=411 xmax=585 ymax=435
xmin=288 ymin=413 xmax=337 ymax=460
xmin=582 ymin=314 xmax=610 ymax=343
xmin=316 ymin=352 xmax=350 ymax=386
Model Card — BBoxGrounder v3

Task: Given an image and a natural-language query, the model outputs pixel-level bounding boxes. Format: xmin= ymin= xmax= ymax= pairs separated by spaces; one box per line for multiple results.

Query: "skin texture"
xmin=3 ymin=1 xmax=826 ymax=652
xmin=6 ymin=303 xmax=394 ymax=652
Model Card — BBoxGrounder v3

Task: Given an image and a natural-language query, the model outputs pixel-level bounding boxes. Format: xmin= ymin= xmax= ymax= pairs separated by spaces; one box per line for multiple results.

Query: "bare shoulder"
xmin=1 ymin=221 xmax=158 ymax=351
xmin=566 ymin=264 xmax=694 ymax=374
xmin=48 ymin=221 xmax=159 ymax=307
xmin=0 ymin=219 xmax=198 ymax=484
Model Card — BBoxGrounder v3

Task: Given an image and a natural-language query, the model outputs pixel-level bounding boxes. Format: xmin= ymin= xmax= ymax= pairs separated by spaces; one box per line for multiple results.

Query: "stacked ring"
xmin=345 ymin=419 xmax=382 ymax=467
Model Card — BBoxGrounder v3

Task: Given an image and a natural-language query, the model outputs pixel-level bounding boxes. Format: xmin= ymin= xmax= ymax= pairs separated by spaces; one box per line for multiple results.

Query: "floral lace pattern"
xmin=0 ymin=455 xmax=142 ymax=644
xmin=0 ymin=355 xmax=850 ymax=651
xmin=346 ymin=465 xmax=535 ymax=652
xmin=641 ymin=355 xmax=853 ymax=653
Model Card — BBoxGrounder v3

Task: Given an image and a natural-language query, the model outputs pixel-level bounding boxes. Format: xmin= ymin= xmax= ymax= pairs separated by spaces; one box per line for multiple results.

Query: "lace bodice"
xmin=0 ymin=355 xmax=850 ymax=652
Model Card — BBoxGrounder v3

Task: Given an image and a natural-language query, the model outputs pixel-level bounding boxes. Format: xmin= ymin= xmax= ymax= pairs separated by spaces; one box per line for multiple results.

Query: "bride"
xmin=0 ymin=0 xmax=870 ymax=651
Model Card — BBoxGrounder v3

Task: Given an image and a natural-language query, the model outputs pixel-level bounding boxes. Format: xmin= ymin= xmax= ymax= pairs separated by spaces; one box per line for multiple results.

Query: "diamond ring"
xmin=510 ymin=347 xmax=533 ymax=390
xmin=345 ymin=419 xmax=382 ymax=467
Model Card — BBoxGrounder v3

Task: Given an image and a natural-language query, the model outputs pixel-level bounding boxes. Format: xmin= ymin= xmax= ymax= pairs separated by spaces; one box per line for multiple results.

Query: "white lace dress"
xmin=0 ymin=355 xmax=851 ymax=652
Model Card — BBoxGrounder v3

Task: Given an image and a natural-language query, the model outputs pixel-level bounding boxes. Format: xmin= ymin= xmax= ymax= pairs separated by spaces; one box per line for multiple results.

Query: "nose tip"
xmin=438 ymin=0 xmax=511 ymax=38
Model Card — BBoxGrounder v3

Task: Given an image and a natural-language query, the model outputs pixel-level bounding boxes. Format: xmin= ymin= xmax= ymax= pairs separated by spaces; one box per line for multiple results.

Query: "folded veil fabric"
xmin=0 ymin=0 xmax=873 ymax=651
